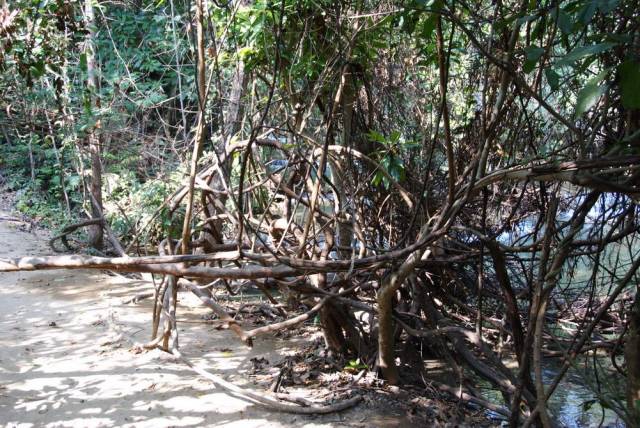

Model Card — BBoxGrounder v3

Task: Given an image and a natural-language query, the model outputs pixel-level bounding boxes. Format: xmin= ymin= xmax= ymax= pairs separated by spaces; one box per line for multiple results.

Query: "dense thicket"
xmin=1 ymin=0 xmax=639 ymax=425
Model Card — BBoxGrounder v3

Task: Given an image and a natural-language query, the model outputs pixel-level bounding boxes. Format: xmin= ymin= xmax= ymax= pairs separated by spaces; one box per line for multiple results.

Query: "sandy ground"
xmin=0 ymin=208 xmax=408 ymax=428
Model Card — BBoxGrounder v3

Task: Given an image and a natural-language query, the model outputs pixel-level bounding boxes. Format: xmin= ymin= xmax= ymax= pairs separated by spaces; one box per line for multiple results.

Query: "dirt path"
xmin=0 ymin=208 xmax=406 ymax=427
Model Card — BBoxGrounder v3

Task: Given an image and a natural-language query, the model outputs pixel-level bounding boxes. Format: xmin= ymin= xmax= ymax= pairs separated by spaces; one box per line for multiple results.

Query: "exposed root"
xmin=172 ymin=349 xmax=363 ymax=414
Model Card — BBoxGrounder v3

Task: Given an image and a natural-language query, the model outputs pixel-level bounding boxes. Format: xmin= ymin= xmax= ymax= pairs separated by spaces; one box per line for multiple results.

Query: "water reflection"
xmin=544 ymin=366 xmax=625 ymax=428
xmin=484 ymin=192 xmax=634 ymax=427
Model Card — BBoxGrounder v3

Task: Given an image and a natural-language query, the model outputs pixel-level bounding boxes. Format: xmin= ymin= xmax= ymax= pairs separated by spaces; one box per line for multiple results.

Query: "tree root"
xmin=435 ymin=381 xmax=511 ymax=418
xmin=122 ymin=292 xmax=155 ymax=304
xmin=49 ymin=218 xmax=104 ymax=252
xmin=172 ymin=349 xmax=362 ymax=414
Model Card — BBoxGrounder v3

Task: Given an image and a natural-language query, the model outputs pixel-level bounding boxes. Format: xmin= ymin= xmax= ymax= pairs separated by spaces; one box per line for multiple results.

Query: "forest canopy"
xmin=1 ymin=0 xmax=639 ymax=426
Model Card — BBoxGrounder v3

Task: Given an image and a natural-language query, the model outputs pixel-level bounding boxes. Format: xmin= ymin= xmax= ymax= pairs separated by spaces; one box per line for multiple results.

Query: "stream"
xmin=480 ymin=361 xmax=626 ymax=427
xmin=481 ymin=192 xmax=635 ymax=427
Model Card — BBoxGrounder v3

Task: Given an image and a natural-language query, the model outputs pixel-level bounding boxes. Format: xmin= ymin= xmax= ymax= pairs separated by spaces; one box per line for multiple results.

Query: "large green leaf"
xmin=578 ymin=0 xmax=598 ymax=25
xmin=421 ymin=13 xmax=437 ymax=39
xmin=575 ymin=71 xmax=609 ymax=117
xmin=597 ymin=0 xmax=620 ymax=14
xmin=557 ymin=10 xmax=573 ymax=35
xmin=523 ymin=45 xmax=545 ymax=73
xmin=545 ymin=68 xmax=560 ymax=90
xmin=619 ymin=60 xmax=640 ymax=110
xmin=555 ymin=43 xmax=616 ymax=67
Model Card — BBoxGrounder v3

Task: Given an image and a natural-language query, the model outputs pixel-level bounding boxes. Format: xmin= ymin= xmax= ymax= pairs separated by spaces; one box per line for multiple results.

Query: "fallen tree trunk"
xmin=0 ymin=254 xmax=303 ymax=280
xmin=0 ymin=247 xmax=464 ymax=275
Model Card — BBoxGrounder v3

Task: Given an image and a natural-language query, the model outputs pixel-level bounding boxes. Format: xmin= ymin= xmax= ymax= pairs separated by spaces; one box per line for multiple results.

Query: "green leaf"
xmin=344 ymin=359 xmax=368 ymax=371
xmin=523 ymin=45 xmax=545 ymax=73
xmin=545 ymin=68 xmax=560 ymax=90
xmin=421 ymin=13 xmax=437 ymax=39
xmin=597 ymin=0 xmax=619 ymax=13
xmin=495 ymin=15 xmax=517 ymax=31
xmin=575 ymin=71 xmax=609 ymax=117
xmin=618 ymin=60 xmax=640 ymax=109
xmin=371 ymin=171 xmax=383 ymax=187
xmin=531 ymin=19 xmax=546 ymax=41
xmin=79 ymin=52 xmax=87 ymax=73
xmin=380 ymin=156 xmax=391 ymax=170
xmin=555 ymin=43 xmax=616 ymax=67
xmin=367 ymin=130 xmax=386 ymax=144
xmin=32 ymin=60 xmax=46 ymax=79
xmin=578 ymin=0 xmax=598 ymax=24
xmin=557 ymin=10 xmax=573 ymax=34
xmin=66 ymin=175 xmax=81 ymax=189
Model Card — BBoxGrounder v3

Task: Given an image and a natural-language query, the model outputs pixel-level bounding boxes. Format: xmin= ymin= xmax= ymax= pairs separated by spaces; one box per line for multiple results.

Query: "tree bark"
xmin=626 ymin=286 xmax=640 ymax=423
xmin=84 ymin=0 xmax=103 ymax=249
xmin=180 ymin=0 xmax=207 ymax=255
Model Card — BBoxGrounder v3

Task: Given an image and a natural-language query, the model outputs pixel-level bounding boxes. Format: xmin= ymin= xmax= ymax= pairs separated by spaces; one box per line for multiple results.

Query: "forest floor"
xmin=0 ymin=190 xmax=484 ymax=428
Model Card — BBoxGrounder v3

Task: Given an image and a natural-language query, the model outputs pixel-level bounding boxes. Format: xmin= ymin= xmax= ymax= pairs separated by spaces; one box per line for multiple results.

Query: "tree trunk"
xmin=180 ymin=0 xmax=207 ymax=256
xmin=335 ymin=65 xmax=355 ymax=259
xmin=198 ymin=51 xmax=248 ymax=254
xmin=625 ymin=286 xmax=640 ymax=423
xmin=85 ymin=0 xmax=103 ymax=250
xmin=224 ymin=61 xmax=247 ymax=142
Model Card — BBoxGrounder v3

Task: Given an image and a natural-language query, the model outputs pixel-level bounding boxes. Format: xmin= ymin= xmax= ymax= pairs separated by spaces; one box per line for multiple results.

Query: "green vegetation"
xmin=1 ymin=0 xmax=639 ymax=425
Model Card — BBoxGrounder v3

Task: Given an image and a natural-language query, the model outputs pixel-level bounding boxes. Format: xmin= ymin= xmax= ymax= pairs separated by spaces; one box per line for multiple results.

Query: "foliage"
xmin=1 ymin=0 xmax=640 ymax=425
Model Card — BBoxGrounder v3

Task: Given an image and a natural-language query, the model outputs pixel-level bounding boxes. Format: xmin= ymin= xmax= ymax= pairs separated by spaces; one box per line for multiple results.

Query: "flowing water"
xmin=483 ymin=193 xmax=637 ymax=427
xmin=483 ymin=361 xmax=627 ymax=427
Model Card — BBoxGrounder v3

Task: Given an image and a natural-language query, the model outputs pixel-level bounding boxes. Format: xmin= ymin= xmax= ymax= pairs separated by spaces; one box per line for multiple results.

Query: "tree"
xmin=1 ymin=0 xmax=639 ymax=424
xmin=84 ymin=0 xmax=103 ymax=249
